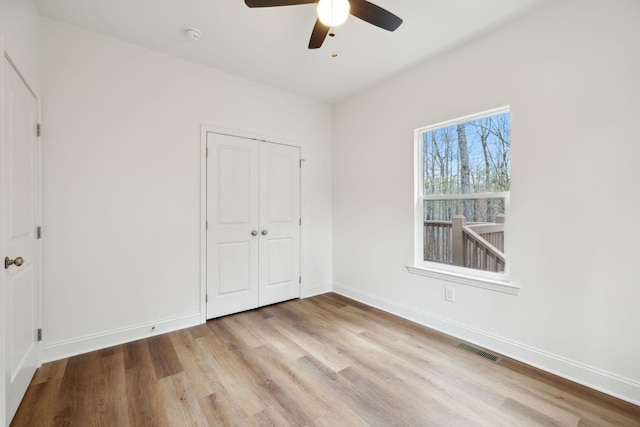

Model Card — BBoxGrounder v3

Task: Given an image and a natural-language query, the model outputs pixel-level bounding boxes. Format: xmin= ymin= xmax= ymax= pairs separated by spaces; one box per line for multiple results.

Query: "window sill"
xmin=406 ymin=265 xmax=520 ymax=295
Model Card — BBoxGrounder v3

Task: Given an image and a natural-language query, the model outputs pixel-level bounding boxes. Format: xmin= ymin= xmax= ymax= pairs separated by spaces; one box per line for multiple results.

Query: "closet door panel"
xmin=259 ymin=143 xmax=301 ymax=306
xmin=206 ymin=134 xmax=259 ymax=318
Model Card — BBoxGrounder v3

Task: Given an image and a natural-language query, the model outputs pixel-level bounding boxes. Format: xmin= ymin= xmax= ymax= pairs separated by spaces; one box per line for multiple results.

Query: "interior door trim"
xmin=199 ymin=125 xmax=302 ymax=323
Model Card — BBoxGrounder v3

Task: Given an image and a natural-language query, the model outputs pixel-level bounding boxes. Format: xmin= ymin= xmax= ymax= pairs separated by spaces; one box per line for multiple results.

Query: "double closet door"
xmin=206 ymin=132 xmax=300 ymax=319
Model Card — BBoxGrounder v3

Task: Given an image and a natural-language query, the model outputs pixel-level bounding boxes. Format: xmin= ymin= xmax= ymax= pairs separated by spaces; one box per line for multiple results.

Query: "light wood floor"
xmin=11 ymin=293 xmax=640 ymax=426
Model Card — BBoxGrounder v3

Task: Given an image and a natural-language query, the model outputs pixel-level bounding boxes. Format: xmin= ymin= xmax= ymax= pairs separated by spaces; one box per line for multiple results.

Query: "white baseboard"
xmin=301 ymin=283 xmax=331 ymax=299
xmin=42 ymin=312 xmax=201 ymax=363
xmin=333 ymin=282 xmax=640 ymax=406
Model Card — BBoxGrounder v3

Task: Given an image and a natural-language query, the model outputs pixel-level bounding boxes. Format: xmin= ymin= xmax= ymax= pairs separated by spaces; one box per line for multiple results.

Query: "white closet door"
xmin=206 ymin=133 xmax=260 ymax=318
xmin=206 ymin=132 xmax=300 ymax=319
xmin=258 ymin=142 xmax=300 ymax=306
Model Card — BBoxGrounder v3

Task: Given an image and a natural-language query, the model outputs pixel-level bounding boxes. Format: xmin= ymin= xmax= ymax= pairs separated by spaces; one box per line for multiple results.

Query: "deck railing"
xmin=424 ymin=214 xmax=505 ymax=273
xmin=423 ymin=220 xmax=454 ymax=264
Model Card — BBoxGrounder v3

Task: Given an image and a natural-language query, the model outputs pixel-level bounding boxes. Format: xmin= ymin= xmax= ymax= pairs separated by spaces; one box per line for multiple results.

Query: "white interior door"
xmin=258 ymin=142 xmax=300 ymax=306
xmin=206 ymin=133 xmax=260 ymax=318
xmin=206 ymin=132 xmax=300 ymax=319
xmin=2 ymin=56 xmax=40 ymax=424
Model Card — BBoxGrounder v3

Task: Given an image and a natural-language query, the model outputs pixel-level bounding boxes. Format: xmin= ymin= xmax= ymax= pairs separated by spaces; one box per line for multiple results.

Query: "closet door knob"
xmin=251 ymin=230 xmax=258 ymax=236
xmin=261 ymin=230 xmax=268 ymax=236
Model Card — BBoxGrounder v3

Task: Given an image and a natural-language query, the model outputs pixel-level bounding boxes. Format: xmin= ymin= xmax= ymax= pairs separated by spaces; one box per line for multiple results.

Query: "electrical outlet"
xmin=313 ymin=264 xmax=319 ymax=273
xmin=445 ymin=287 xmax=455 ymax=302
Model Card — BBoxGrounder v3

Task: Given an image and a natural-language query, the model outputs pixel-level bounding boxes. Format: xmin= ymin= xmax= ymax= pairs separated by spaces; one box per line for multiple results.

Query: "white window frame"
xmin=406 ymin=106 xmax=519 ymax=295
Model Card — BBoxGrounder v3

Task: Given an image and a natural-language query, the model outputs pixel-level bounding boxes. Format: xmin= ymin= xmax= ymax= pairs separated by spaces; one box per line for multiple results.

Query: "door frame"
xmin=199 ymin=125 xmax=302 ymax=323
xmin=1 ymin=45 xmax=43 ymax=426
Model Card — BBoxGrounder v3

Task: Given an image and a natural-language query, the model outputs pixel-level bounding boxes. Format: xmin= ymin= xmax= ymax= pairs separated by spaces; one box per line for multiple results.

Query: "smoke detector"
xmin=184 ymin=28 xmax=202 ymax=41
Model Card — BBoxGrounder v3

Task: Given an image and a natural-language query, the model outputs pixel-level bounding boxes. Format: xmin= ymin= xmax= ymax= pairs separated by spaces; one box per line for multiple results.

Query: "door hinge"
xmin=205 ymin=293 xmax=208 ymax=303
xmin=299 ymin=158 xmax=305 ymax=168
xmin=205 ymin=220 xmax=208 ymax=230
xmin=299 ymin=218 xmax=301 ymax=226
xmin=36 ymin=123 xmax=41 ymax=137
xmin=36 ymin=226 xmax=42 ymax=239
xmin=206 ymin=147 xmax=209 ymax=157
xmin=299 ymin=276 xmax=301 ymax=284
xmin=37 ymin=328 xmax=43 ymax=341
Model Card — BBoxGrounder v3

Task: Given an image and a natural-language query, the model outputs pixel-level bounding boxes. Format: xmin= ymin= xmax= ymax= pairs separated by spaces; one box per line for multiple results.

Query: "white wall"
xmin=0 ymin=1 xmax=40 ymax=424
xmin=0 ymin=0 xmax=40 ymax=93
xmin=39 ymin=17 xmax=333 ymax=360
xmin=333 ymin=0 xmax=640 ymax=404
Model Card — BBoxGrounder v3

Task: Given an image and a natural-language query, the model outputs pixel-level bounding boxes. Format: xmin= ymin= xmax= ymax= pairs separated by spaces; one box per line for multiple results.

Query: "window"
xmin=409 ymin=106 xmax=516 ymax=293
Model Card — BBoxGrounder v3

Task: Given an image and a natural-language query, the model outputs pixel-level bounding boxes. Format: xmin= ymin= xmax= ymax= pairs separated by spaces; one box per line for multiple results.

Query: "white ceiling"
xmin=36 ymin=0 xmax=551 ymax=104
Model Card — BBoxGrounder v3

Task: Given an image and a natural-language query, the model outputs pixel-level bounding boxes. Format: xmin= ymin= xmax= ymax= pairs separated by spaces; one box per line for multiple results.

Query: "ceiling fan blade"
xmin=308 ymin=18 xmax=330 ymax=49
xmin=245 ymin=0 xmax=316 ymax=7
xmin=348 ymin=0 xmax=402 ymax=31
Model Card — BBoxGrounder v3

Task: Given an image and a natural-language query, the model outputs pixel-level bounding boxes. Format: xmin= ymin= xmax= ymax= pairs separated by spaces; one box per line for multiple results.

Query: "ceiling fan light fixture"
xmin=317 ymin=0 xmax=350 ymax=27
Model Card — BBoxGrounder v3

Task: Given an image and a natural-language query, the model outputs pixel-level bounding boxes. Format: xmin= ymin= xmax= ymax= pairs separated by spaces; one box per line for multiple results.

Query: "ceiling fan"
xmin=244 ymin=0 xmax=403 ymax=49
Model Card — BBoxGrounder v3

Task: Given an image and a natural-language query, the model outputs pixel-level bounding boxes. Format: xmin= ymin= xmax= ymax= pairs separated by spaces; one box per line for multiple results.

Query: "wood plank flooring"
xmin=11 ymin=293 xmax=640 ymax=426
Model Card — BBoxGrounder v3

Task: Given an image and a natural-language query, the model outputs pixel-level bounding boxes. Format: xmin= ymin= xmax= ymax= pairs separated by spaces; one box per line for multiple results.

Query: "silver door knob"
xmin=4 ymin=256 xmax=24 ymax=269
xmin=261 ymin=230 xmax=268 ymax=236
xmin=251 ymin=230 xmax=258 ymax=236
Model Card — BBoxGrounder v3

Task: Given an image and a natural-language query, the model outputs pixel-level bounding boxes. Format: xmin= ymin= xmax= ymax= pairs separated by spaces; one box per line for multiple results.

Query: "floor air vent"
xmin=456 ymin=343 xmax=501 ymax=363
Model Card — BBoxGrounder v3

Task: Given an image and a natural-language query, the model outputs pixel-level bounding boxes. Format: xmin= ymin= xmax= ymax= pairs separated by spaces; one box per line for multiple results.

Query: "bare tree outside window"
xmin=420 ymin=109 xmax=510 ymax=273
